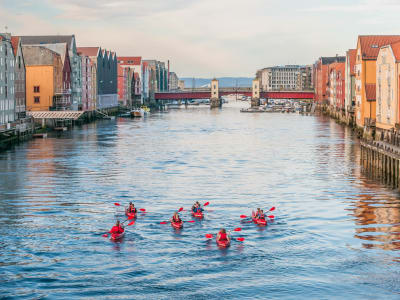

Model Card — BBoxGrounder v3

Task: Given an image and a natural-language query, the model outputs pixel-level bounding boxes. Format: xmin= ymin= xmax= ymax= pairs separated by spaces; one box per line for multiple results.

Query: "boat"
xmin=125 ymin=211 xmax=137 ymax=219
xmin=171 ymin=220 xmax=183 ymax=229
xmin=191 ymin=210 xmax=204 ymax=218
xmin=110 ymin=230 xmax=125 ymax=241
xmin=216 ymin=238 xmax=230 ymax=248
xmin=130 ymin=108 xmax=143 ymax=118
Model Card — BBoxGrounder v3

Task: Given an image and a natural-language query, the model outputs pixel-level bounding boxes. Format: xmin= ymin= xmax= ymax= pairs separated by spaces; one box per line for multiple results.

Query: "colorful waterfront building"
xmin=345 ymin=49 xmax=357 ymax=120
xmin=76 ymin=47 xmax=118 ymax=109
xmin=375 ymin=41 xmax=400 ymax=139
xmin=20 ymin=36 xmax=82 ymax=110
xmin=328 ymin=62 xmax=345 ymax=111
xmin=78 ymin=51 xmax=95 ymax=111
xmin=117 ymin=57 xmax=142 ymax=105
xmin=143 ymin=60 xmax=169 ymax=93
xmin=0 ymin=33 xmax=15 ymax=127
xmin=354 ymin=35 xmax=400 ymax=129
xmin=134 ymin=72 xmax=141 ymax=101
xmin=34 ymin=43 xmax=72 ymax=110
xmin=313 ymin=56 xmax=345 ymax=104
xmin=11 ymin=36 xmax=26 ymax=119
xmin=22 ymin=46 xmax=64 ymax=111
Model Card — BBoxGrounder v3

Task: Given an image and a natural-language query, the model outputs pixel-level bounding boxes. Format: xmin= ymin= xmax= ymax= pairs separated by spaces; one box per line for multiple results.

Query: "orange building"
xmin=22 ymin=46 xmax=63 ymax=111
xmin=354 ymin=35 xmax=400 ymax=128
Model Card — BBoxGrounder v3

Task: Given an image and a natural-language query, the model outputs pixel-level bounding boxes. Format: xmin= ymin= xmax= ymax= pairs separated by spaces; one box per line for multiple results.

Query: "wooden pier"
xmin=361 ymin=140 xmax=400 ymax=188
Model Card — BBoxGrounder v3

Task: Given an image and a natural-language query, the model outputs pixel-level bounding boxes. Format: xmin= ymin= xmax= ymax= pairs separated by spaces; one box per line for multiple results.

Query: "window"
xmin=34 ymin=96 xmax=40 ymax=103
xmin=34 ymin=86 xmax=40 ymax=93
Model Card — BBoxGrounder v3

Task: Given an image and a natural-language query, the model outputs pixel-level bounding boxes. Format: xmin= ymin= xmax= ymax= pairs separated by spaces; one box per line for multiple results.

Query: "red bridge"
xmin=155 ymin=88 xmax=314 ymax=100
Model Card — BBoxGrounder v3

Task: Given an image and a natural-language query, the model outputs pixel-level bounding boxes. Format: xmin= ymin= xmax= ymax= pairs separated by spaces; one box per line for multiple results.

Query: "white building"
xmin=0 ymin=33 xmax=15 ymax=127
xmin=169 ymin=72 xmax=179 ymax=90
xmin=257 ymin=65 xmax=312 ymax=91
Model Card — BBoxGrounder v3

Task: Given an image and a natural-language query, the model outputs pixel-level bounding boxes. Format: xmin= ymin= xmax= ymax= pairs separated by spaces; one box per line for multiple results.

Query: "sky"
xmin=1 ymin=0 xmax=400 ymax=77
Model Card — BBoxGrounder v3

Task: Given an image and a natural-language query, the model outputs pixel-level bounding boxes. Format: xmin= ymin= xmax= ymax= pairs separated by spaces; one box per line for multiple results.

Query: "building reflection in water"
xmin=351 ymin=191 xmax=400 ymax=252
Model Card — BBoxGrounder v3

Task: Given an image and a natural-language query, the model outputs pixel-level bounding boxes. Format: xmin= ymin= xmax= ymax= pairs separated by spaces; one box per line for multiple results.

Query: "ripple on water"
xmin=0 ymin=110 xmax=400 ymax=299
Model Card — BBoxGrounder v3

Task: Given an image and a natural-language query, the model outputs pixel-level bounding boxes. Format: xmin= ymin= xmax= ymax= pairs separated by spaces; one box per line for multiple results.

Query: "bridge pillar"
xmin=210 ymin=78 xmax=221 ymax=108
xmin=251 ymin=79 xmax=260 ymax=107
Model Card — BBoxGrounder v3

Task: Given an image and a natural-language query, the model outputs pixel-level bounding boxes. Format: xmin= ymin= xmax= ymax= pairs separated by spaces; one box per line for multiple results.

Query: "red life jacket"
xmin=219 ymin=232 xmax=228 ymax=241
xmin=110 ymin=226 xmax=124 ymax=234
xmin=129 ymin=207 xmax=137 ymax=213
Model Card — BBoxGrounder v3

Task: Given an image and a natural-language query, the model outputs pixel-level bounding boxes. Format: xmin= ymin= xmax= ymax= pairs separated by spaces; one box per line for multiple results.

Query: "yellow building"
xmin=355 ymin=36 xmax=400 ymax=128
xmin=376 ymin=42 xmax=400 ymax=138
xmin=22 ymin=46 xmax=63 ymax=111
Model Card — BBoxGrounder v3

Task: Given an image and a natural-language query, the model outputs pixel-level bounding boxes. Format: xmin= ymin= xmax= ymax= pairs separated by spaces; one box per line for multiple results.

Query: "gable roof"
xmin=358 ymin=35 xmax=400 ymax=60
xmin=22 ymin=45 xmax=61 ymax=66
xmin=30 ymin=43 xmax=68 ymax=65
xmin=19 ymin=35 xmax=75 ymax=49
xmin=320 ymin=56 xmax=345 ymax=65
xmin=77 ymin=47 xmax=100 ymax=57
xmin=389 ymin=41 xmax=400 ymax=61
xmin=365 ymin=84 xmax=376 ymax=101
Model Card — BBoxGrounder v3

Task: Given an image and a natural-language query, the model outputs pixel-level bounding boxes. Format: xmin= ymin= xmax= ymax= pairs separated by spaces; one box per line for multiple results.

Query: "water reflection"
xmin=1 ymin=107 xmax=400 ymax=299
xmin=351 ymin=192 xmax=400 ymax=251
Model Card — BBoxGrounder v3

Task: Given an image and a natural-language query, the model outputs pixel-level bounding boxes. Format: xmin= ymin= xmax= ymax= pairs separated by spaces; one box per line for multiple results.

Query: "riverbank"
xmin=318 ymin=103 xmax=400 ymax=190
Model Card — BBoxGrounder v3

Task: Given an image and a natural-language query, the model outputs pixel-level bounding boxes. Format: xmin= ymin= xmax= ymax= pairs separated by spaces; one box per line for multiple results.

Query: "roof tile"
xmin=366 ymin=83 xmax=376 ymax=101
xmin=359 ymin=35 xmax=400 ymax=60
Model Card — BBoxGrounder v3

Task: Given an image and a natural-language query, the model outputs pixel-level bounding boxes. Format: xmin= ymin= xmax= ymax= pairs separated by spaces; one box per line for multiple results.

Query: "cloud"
xmin=49 ymin=0 xmax=198 ymax=20
xmin=3 ymin=0 xmax=400 ymax=77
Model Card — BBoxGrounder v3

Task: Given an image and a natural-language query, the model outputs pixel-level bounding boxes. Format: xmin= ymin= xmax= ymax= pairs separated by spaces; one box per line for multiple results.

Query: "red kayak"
xmin=171 ymin=220 xmax=183 ymax=229
xmin=253 ymin=218 xmax=267 ymax=226
xmin=216 ymin=238 xmax=230 ymax=248
xmin=191 ymin=210 xmax=204 ymax=218
xmin=125 ymin=211 xmax=137 ymax=219
xmin=110 ymin=230 xmax=125 ymax=241
xmin=252 ymin=211 xmax=267 ymax=226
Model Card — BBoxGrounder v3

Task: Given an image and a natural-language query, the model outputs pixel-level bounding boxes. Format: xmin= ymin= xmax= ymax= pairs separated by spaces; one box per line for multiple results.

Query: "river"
xmin=1 ymin=103 xmax=400 ymax=299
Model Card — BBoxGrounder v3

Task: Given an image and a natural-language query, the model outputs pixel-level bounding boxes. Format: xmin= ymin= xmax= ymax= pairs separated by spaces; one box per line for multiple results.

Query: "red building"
xmin=117 ymin=57 xmax=142 ymax=105
xmin=327 ymin=62 xmax=345 ymax=110
xmin=313 ymin=56 xmax=345 ymax=104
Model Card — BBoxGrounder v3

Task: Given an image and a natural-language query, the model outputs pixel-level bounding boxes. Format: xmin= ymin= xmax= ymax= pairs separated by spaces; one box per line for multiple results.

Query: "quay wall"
xmin=318 ymin=103 xmax=400 ymax=189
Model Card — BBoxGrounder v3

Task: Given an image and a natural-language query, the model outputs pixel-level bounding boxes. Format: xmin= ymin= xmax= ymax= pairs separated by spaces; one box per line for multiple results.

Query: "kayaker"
xmin=110 ymin=220 xmax=124 ymax=234
xmin=171 ymin=212 xmax=182 ymax=223
xmin=254 ymin=208 xmax=262 ymax=219
xmin=126 ymin=202 xmax=137 ymax=214
xmin=217 ymin=228 xmax=230 ymax=243
xmin=192 ymin=201 xmax=203 ymax=213
xmin=258 ymin=209 xmax=266 ymax=220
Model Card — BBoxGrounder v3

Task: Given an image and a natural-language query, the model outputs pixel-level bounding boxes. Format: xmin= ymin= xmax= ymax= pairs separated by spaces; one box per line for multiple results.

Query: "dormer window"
xmin=371 ymin=44 xmax=379 ymax=48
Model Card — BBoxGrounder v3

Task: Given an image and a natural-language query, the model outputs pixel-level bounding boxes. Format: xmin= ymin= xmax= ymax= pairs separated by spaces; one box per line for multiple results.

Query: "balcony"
xmin=54 ymin=89 xmax=72 ymax=95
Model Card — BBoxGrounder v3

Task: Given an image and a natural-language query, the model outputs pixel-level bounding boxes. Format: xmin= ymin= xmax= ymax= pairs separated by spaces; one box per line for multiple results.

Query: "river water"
xmin=1 ymin=103 xmax=400 ymax=299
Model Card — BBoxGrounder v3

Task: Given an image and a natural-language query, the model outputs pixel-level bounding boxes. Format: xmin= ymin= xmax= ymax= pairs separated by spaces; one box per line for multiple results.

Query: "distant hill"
xmin=180 ymin=77 xmax=253 ymax=88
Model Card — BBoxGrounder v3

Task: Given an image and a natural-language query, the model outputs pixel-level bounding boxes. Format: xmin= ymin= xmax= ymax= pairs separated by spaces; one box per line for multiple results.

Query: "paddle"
xmin=114 ymin=203 xmax=146 ymax=212
xmin=205 ymin=228 xmax=244 ymax=242
xmin=160 ymin=220 xmax=195 ymax=225
xmin=240 ymin=207 xmax=276 ymax=219
xmin=204 ymin=202 xmax=210 ymax=206
xmin=159 ymin=207 xmax=186 ymax=224
xmin=102 ymin=220 xmax=135 ymax=237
